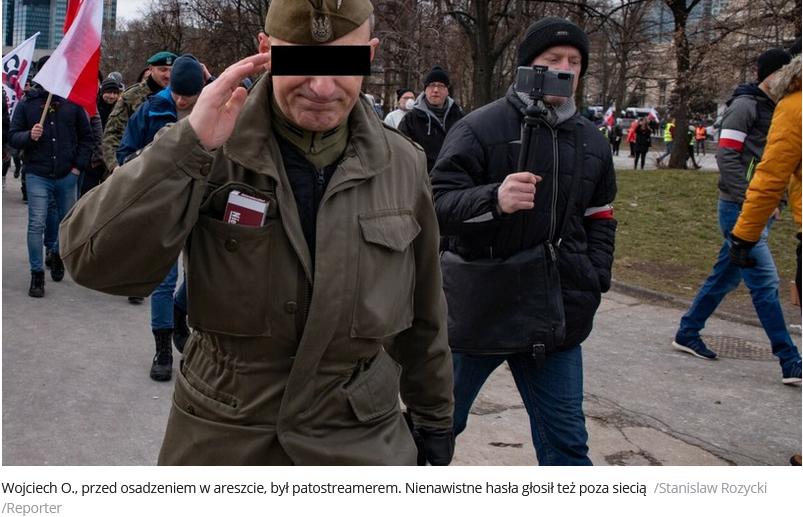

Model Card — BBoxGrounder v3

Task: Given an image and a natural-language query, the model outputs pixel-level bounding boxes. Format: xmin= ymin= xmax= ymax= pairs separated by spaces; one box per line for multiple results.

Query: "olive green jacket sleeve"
xmin=61 ymin=119 xmax=212 ymax=296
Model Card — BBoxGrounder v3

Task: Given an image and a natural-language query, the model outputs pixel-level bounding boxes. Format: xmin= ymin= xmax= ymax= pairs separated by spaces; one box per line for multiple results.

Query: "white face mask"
xmin=403 ymin=98 xmax=415 ymax=111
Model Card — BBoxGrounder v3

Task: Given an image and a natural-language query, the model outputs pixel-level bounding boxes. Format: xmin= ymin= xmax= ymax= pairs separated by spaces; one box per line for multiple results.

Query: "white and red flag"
xmin=648 ymin=106 xmax=661 ymax=124
xmin=33 ymin=0 xmax=102 ymax=116
xmin=603 ymin=103 xmax=616 ymax=128
xmin=1 ymin=32 xmax=39 ymax=113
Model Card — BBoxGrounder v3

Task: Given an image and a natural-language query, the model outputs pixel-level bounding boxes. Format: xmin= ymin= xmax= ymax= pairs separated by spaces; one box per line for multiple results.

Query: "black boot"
xmin=150 ymin=329 xmax=174 ymax=381
xmin=173 ymin=304 xmax=190 ymax=353
xmin=50 ymin=252 xmax=64 ymax=282
xmin=28 ymin=271 xmax=45 ymax=298
xmin=45 ymin=249 xmax=54 ymax=269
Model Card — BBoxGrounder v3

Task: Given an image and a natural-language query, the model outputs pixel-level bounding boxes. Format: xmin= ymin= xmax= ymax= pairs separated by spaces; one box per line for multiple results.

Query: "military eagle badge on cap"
xmin=311 ymin=13 xmax=333 ymax=42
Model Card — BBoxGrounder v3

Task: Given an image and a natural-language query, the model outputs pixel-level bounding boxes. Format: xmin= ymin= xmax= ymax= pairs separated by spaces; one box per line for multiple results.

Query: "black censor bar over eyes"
xmin=271 ymin=46 xmax=371 ymax=76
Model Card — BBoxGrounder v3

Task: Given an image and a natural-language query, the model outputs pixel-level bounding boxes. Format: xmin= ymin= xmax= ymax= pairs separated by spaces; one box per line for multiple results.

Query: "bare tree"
xmin=442 ymin=0 xmax=524 ymax=108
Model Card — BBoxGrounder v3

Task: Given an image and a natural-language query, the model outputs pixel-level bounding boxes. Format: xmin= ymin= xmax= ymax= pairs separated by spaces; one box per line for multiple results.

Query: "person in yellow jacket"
xmin=658 ymin=117 xmax=675 ymax=164
xmin=731 ymin=53 xmax=801 ymax=385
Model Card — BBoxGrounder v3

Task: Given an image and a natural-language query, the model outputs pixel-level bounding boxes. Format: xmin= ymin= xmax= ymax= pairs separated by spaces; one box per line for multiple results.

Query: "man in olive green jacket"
xmin=60 ymin=0 xmax=453 ymax=466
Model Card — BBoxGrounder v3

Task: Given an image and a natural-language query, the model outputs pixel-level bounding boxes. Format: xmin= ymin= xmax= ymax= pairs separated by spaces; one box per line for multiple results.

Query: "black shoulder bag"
xmin=441 ymin=123 xmax=584 ymax=365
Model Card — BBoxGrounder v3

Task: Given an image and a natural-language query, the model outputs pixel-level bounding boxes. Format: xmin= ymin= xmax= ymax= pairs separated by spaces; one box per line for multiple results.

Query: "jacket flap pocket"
xmin=345 ymin=351 xmax=402 ymax=422
xmin=358 ymin=210 xmax=420 ymax=252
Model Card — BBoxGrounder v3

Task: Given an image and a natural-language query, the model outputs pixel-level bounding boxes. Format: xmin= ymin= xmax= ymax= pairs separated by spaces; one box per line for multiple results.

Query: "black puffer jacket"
xmin=398 ymin=93 xmax=463 ymax=172
xmin=431 ymin=86 xmax=617 ymax=348
xmin=8 ymin=86 xmax=93 ymax=179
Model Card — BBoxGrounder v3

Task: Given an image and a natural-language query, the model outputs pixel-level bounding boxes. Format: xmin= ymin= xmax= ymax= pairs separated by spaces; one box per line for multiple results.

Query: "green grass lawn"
xmin=613 ymin=169 xmax=800 ymax=316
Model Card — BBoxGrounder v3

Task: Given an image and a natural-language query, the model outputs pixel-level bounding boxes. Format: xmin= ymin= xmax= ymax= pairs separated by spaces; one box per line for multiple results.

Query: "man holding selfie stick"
xmin=60 ymin=0 xmax=454 ymax=466
xmin=431 ymin=17 xmax=617 ymax=465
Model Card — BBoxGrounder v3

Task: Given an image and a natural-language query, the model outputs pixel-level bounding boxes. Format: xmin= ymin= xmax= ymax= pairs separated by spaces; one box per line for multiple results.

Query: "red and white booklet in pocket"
xmin=223 ymin=190 xmax=269 ymax=227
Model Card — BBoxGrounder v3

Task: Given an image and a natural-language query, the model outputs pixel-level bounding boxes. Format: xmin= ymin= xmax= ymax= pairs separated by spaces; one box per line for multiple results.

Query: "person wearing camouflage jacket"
xmin=101 ymin=52 xmax=176 ymax=172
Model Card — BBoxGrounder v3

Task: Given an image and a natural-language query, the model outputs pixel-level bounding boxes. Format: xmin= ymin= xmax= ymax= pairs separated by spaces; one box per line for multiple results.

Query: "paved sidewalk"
xmin=2 ymin=173 xmax=800 ymax=466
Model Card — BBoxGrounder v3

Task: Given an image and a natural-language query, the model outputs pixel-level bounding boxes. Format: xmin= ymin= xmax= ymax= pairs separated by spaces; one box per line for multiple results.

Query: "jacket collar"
xmin=224 ymin=74 xmax=392 ymax=182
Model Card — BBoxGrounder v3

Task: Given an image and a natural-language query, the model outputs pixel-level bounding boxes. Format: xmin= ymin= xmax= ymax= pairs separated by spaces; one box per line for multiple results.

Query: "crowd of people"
xmin=2 ymin=0 xmax=799 ymax=466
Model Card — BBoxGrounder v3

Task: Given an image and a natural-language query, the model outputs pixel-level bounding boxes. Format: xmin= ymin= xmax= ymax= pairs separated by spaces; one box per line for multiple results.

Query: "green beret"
xmin=147 ymin=51 xmax=178 ymax=66
xmin=265 ymin=0 xmax=373 ymax=44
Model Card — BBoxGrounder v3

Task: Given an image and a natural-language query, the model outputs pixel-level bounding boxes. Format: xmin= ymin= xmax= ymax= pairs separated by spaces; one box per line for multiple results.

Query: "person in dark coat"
xmin=398 ymin=66 xmax=463 ymax=171
xmin=632 ymin=117 xmax=652 ymax=169
xmin=8 ymin=66 xmax=93 ymax=297
xmin=431 ymin=17 xmax=616 ymax=465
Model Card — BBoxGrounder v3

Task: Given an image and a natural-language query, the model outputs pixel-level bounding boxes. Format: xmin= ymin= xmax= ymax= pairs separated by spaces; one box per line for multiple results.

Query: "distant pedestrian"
xmin=626 ymin=119 xmax=637 ymax=157
xmin=695 ymin=122 xmax=707 ymax=156
xmin=658 ymin=117 xmax=676 ymax=165
xmin=383 ymin=88 xmax=415 ymax=128
xmin=686 ymin=125 xmax=701 ymax=169
xmin=609 ymin=121 xmax=622 ymax=156
xmin=632 ymin=118 xmax=652 ymax=169
xmin=398 ymin=66 xmax=463 ymax=172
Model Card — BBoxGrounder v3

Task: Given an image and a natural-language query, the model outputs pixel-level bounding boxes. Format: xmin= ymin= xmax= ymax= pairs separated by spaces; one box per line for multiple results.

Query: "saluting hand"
xmin=497 ymin=171 xmax=542 ymax=214
xmin=188 ymin=53 xmax=271 ymax=151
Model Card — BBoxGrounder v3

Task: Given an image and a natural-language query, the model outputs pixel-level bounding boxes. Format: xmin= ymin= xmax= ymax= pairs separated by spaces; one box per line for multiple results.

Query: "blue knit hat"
xmin=170 ymin=54 xmax=204 ymax=96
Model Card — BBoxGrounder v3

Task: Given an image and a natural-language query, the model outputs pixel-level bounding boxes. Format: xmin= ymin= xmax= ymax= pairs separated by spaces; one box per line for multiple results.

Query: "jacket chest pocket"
xmin=186 ymin=215 xmax=275 ymax=336
xmin=350 ymin=210 xmax=420 ymax=340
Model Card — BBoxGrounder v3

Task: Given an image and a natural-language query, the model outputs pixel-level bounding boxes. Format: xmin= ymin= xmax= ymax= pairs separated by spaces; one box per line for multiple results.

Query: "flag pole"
xmin=38 ymin=92 xmax=53 ymax=126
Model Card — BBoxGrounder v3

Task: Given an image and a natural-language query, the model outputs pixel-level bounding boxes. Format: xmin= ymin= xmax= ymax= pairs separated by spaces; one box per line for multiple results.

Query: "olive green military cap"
xmin=147 ymin=52 xmax=178 ymax=66
xmin=265 ymin=0 xmax=374 ymax=44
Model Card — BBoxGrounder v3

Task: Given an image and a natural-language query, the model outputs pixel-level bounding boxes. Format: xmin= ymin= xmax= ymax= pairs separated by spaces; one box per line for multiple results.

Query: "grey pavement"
xmin=2 ymin=170 xmax=800 ymax=466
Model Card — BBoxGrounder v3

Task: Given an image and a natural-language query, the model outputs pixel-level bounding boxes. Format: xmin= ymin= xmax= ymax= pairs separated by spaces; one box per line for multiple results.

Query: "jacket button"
xmin=284 ymin=301 xmax=298 ymax=314
xmin=186 ymin=404 xmax=195 ymax=415
xmin=225 ymin=239 xmax=238 ymax=252
xmin=200 ymin=163 xmax=211 ymax=175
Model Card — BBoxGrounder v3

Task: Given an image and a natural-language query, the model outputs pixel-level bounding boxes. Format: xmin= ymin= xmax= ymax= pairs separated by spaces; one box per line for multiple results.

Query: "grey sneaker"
xmin=672 ymin=336 xmax=717 ymax=360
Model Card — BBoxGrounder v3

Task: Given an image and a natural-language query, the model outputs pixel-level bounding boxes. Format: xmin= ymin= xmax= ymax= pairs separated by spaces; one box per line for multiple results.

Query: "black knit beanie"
xmin=516 ymin=17 xmax=589 ymax=77
xmin=757 ymin=48 xmax=792 ymax=83
xmin=169 ymin=54 xmax=205 ymax=97
xmin=396 ymin=88 xmax=414 ymax=101
xmin=424 ymin=66 xmax=450 ymax=88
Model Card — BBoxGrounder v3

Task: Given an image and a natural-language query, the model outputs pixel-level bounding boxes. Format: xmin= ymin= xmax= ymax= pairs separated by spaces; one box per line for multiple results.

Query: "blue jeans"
xmin=453 ymin=346 xmax=592 ymax=466
xmin=677 ymin=199 xmax=800 ymax=368
xmin=151 ymin=261 xmax=179 ymax=331
xmin=26 ymin=173 xmax=78 ymax=272
xmin=658 ymin=141 xmax=674 ymax=162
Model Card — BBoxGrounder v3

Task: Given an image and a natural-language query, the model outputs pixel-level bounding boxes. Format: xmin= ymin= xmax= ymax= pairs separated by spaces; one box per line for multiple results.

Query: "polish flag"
xmin=603 ymin=104 xmax=615 ymax=128
xmin=648 ymin=106 xmax=660 ymax=124
xmin=33 ymin=0 xmax=102 ymax=116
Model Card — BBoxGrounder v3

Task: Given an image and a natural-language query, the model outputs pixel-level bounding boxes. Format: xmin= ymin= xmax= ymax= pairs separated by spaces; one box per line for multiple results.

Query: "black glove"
xmin=412 ymin=426 xmax=455 ymax=466
xmin=729 ymin=233 xmax=758 ymax=268
xmin=404 ymin=412 xmax=455 ymax=466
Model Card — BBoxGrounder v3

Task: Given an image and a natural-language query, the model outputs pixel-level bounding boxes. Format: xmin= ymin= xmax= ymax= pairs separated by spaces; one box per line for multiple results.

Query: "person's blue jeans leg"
xmin=151 ymin=261 xmax=179 ymax=331
xmin=174 ymin=275 xmax=187 ymax=313
xmin=676 ymin=240 xmax=742 ymax=340
xmin=44 ymin=197 xmax=59 ymax=253
xmin=659 ymin=141 xmax=673 ymax=162
xmin=677 ymin=200 xmax=748 ymax=340
xmin=452 ymin=353 xmax=506 ymax=437
xmin=50 ymin=173 xmax=79 ymax=254
xmin=25 ymin=175 xmax=50 ymax=273
xmin=724 ymin=213 xmax=801 ymax=368
xmin=508 ymin=346 xmax=591 ymax=466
